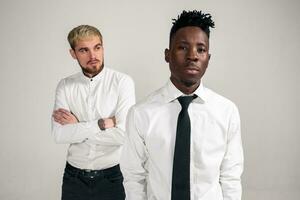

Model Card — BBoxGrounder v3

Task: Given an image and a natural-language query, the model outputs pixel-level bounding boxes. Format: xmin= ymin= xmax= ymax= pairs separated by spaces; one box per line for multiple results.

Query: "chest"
xmin=142 ymin=104 xmax=228 ymax=161
xmin=64 ymin=82 xmax=118 ymax=120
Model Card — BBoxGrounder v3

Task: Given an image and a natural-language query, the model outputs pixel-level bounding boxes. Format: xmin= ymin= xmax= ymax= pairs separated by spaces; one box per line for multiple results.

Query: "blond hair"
xmin=67 ymin=25 xmax=102 ymax=49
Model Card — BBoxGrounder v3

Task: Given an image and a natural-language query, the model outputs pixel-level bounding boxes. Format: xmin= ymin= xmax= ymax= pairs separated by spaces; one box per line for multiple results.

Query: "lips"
xmin=184 ymin=63 xmax=200 ymax=75
xmin=88 ymin=60 xmax=99 ymax=65
xmin=184 ymin=68 xmax=199 ymax=75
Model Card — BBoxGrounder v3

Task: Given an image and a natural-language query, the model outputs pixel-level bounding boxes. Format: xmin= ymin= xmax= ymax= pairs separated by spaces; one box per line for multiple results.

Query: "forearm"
xmin=220 ymin=106 xmax=244 ymax=200
xmin=87 ymin=122 xmax=125 ymax=146
xmin=52 ymin=119 xmax=99 ymax=144
xmin=52 ymin=114 xmax=123 ymax=145
xmin=220 ymin=149 xmax=243 ymax=200
xmin=121 ymin=146 xmax=148 ymax=199
xmin=52 ymin=79 xmax=97 ymax=144
xmin=120 ymin=107 xmax=148 ymax=199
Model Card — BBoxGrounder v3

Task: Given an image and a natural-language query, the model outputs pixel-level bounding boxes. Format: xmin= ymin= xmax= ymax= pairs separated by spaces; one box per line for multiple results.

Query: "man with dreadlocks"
xmin=120 ymin=10 xmax=244 ymax=200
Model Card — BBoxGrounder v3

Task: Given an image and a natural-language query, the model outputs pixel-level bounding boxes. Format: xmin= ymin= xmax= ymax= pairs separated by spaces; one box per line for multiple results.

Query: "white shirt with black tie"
xmin=120 ymin=80 xmax=243 ymax=200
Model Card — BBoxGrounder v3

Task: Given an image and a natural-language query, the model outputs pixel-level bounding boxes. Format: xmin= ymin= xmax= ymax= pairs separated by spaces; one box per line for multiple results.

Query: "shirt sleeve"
xmin=220 ymin=104 xmax=244 ymax=200
xmin=51 ymin=79 xmax=99 ymax=144
xmin=120 ymin=107 xmax=148 ymax=200
xmin=87 ymin=75 xmax=136 ymax=146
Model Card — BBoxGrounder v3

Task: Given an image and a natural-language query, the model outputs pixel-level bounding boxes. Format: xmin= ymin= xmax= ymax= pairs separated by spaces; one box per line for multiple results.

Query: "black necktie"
xmin=171 ymin=95 xmax=195 ymax=200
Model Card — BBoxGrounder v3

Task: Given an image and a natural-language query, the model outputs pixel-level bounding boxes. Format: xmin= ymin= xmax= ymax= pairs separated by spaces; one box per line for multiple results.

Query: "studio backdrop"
xmin=0 ymin=0 xmax=299 ymax=199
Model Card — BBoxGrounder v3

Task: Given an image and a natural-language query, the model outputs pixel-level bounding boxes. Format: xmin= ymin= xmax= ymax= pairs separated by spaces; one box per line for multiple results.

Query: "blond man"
xmin=52 ymin=25 xmax=135 ymax=200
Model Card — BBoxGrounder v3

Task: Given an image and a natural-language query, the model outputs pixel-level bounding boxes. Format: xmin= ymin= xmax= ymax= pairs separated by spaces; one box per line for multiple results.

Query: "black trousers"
xmin=62 ymin=163 xmax=125 ymax=200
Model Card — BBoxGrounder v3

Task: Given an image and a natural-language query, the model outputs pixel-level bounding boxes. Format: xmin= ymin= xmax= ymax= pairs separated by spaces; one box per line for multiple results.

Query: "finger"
xmin=54 ymin=110 xmax=66 ymax=118
xmin=53 ymin=110 xmax=61 ymax=116
xmin=58 ymin=108 xmax=71 ymax=115
xmin=53 ymin=113 xmax=66 ymax=121
xmin=59 ymin=118 xmax=70 ymax=125
xmin=56 ymin=111 xmax=72 ymax=120
xmin=54 ymin=109 xmax=67 ymax=114
xmin=53 ymin=117 xmax=60 ymax=122
xmin=53 ymin=113 xmax=62 ymax=121
xmin=53 ymin=117 xmax=59 ymax=122
xmin=103 ymin=118 xmax=113 ymax=128
xmin=63 ymin=112 xmax=74 ymax=119
xmin=60 ymin=112 xmax=71 ymax=120
xmin=62 ymin=110 xmax=77 ymax=120
xmin=55 ymin=109 xmax=66 ymax=117
xmin=54 ymin=118 xmax=64 ymax=125
xmin=109 ymin=116 xmax=116 ymax=123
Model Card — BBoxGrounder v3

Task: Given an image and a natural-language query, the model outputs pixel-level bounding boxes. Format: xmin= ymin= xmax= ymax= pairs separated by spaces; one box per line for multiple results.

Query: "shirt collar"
xmin=80 ymin=66 xmax=106 ymax=82
xmin=163 ymin=79 xmax=207 ymax=104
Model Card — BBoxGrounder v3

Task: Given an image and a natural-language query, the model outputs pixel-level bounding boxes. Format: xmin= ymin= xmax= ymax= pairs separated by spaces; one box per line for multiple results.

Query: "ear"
xmin=208 ymin=53 xmax=211 ymax=60
xmin=69 ymin=49 xmax=77 ymax=59
xmin=164 ymin=48 xmax=170 ymax=63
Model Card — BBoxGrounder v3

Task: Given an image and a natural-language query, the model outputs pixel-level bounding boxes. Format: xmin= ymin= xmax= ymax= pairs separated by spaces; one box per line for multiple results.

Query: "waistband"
xmin=65 ymin=162 xmax=121 ymax=178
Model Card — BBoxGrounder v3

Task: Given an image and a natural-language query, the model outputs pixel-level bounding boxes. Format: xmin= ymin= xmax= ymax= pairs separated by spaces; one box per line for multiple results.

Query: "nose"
xmin=89 ymin=50 xmax=96 ymax=59
xmin=187 ymin=47 xmax=198 ymax=61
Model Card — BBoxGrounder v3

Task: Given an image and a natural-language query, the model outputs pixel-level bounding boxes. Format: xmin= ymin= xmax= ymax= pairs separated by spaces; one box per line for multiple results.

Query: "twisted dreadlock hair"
xmin=169 ymin=10 xmax=215 ymax=44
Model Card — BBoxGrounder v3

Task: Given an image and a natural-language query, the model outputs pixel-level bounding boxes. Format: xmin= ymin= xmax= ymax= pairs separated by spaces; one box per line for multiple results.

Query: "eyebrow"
xmin=177 ymin=40 xmax=207 ymax=46
xmin=77 ymin=43 xmax=102 ymax=51
xmin=78 ymin=47 xmax=88 ymax=51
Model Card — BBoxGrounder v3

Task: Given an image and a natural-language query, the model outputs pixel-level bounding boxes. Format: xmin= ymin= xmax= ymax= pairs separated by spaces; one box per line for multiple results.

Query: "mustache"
xmin=87 ymin=59 xmax=100 ymax=64
xmin=186 ymin=62 xmax=199 ymax=70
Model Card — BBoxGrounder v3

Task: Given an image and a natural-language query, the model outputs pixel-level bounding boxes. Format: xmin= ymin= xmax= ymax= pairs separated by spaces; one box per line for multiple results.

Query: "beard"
xmin=170 ymin=74 xmax=201 ymax=88
xmin=79 ymin=60 xmax=104 ymax=77
xmin=181 ymin=79 xmax=199 ymax=87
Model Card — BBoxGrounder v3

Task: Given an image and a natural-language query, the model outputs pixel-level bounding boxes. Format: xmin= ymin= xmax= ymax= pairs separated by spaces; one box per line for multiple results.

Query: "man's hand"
xmin=98 ymin=116 xmax=116 ymax=130
xmin=52 ymin=108 xmax=78 ymax=125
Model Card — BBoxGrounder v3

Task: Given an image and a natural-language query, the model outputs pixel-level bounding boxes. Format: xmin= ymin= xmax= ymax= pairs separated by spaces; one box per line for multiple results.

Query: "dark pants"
xmin=62 ymin=163 xmax=125 ymax=200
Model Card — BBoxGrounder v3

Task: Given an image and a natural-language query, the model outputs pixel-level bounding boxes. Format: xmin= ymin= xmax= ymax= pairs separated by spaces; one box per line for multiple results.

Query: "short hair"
xmin=67 ymin=25 xmax=102 ymax=49
xmin=169 ymin=10 xmax=215 ymax=44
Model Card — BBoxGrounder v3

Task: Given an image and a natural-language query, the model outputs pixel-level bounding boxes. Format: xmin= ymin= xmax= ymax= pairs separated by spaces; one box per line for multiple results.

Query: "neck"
xmin=171 ymin=77 xmax=200 ymax=95
xmin=82 ymin=65 xmax=104 ymax=78
xmin=83 ymin=71 xmax=98 ymax=78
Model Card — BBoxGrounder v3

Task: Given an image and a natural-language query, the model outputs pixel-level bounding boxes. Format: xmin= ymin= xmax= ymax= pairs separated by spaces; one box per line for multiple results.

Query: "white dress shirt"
xmin=120 ymin=80 xmax=243 ymax=200
xmin=52 ymin=67 xmax=135 ymax=170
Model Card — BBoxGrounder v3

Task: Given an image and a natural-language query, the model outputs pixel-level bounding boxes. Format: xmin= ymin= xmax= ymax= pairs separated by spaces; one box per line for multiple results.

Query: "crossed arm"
xmin=51 ymin=77 xmax=135 ymax=145
xmin=52 ymin=108 xmax=115 ymax=129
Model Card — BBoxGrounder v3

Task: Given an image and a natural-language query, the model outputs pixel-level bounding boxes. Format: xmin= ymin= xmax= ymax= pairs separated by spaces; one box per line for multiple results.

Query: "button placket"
xmin=87 ymin=80 xmax=94 ymax=119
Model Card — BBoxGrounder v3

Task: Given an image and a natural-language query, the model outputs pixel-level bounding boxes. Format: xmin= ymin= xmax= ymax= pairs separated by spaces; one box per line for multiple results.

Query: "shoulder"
xmin=64 ymin=72 xmax=81 ymax=81
xmin=206 ymin=87 xmax=236 ymax=106
xmin=131 ymin=86 xmax=165 ymax=113
xmin=204 ymin=86 xmax=239 ymax=116
xmin=105 ymin=67 xmax=133 ymax=81
xmin=56 ymin=72 xmax=82 ymax=89
xmin=127 ymin=87 xmax=165 ymax=128
xmin=105 ymin=67 xmax=134 ymax=85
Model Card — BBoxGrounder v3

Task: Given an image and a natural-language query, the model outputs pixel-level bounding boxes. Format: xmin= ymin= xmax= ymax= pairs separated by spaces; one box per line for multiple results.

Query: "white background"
xmin=0 ymin=0 xmax=299 ymax=199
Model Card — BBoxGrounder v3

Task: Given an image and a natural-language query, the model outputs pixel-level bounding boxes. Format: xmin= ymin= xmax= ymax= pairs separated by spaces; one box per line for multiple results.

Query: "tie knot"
xmin=178 ymin=95 xmax=195 ymax=109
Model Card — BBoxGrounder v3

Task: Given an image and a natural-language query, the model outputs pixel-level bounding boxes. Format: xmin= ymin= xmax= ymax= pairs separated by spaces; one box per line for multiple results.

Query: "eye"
xmin=95 ymin=45 xmax=102 ymax=50
xmin=178 ymin=45 xmax=187 ymax=51
xmin=78 ymin=48 xmax=88 ymax=53
xmin=198 ymin=47 xmax=206 ymax=53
